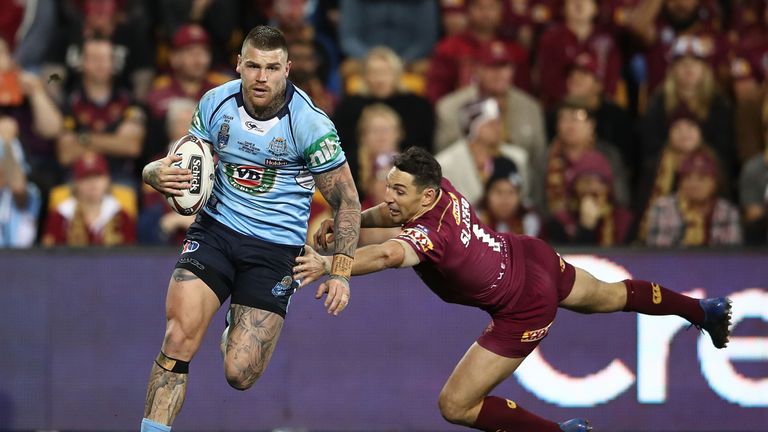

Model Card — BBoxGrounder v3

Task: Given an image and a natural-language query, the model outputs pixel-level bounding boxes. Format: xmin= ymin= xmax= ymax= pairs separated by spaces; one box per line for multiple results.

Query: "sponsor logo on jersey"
xmin=272 ymin=275 xmax=297 ymax=297
xmin=244 ymin=120 xmax=263 ymax=133
xmin=216 ymin=122 xmax=230 ymax=150
xmin=652 ymin=282 xmax=662 ymax=304
xmin=400 ymin=227 xmax=434 ymax=253
xmin=224 ymin=163 xmax=276 ymax=194
xmin=181 ymin=240 xmax=199 ymax=254
xmin=265 ymin=158 xmax=289 ymax=167
xmin=448 ymin=192 xmax=461 ymax=225
xmin=178 ymin=257 xmax=204 ymax=270
xmin=305 ymin=132 xmax=341 ymax=168
xmin=188 ymin=155 xmax=203 ymax=195
xmin=268 ymin=137 xmax=288 ymax=156
xmin=520 ymin=322 xmax=552 ymax=342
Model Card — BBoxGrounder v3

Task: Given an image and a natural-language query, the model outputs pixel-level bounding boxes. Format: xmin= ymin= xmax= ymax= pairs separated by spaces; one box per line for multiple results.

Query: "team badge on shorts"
xmin=181 ymin=240 xmax=200 ymax=254
xmin=272 ymin=276 xmax=298 ymax=297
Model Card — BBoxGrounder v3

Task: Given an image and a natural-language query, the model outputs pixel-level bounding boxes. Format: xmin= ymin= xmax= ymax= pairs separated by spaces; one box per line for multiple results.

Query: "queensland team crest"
xmin=216 ymin=122 xmax=230 ymax=150
xmin=272 ymin=276 xmax=297 ymax=297
xmin=268 ymin=137 xmax=288 ymax=156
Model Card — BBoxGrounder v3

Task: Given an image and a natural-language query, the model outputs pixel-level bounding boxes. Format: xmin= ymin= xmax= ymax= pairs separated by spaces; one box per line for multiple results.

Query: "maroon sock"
xmin=622 ymin=279 xmax=705 ymax=325
xmin=472 ymin=396 xmax=561 ymax=432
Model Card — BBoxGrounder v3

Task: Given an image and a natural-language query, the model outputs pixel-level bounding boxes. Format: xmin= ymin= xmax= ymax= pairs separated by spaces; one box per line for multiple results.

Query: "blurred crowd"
xmin=0 ymin=0 xmax=766 ymax=248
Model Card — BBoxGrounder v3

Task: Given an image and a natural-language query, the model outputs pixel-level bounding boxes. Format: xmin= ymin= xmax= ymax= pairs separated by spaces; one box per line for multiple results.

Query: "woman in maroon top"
xmin=296 ymin=147 xmax=732 ymax=432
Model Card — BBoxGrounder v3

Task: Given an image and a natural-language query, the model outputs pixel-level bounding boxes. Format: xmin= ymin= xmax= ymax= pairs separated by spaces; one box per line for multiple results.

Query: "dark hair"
xmin=242 ymin=26 xmax=288 ymax=55
xmin=393 ymin=146 xmax=442 ymax=191
xmin=557 ymin=96 xmax=596 ymax=121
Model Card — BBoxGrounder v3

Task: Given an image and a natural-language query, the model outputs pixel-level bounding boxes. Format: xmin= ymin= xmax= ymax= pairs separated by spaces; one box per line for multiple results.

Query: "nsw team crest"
xmin=268 ymin=137 xmax=288 ymax=156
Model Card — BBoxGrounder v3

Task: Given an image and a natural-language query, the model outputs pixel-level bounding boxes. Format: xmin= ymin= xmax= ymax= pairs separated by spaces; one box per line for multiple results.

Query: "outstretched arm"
xmin=312 ymin=162 xmax=361 ymax=315
xmin=294 ymin=239 xmax=420 ymax=288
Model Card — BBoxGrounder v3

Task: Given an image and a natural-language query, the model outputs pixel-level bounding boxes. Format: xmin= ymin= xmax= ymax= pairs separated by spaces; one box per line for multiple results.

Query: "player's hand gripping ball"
xmin=166 ymin=134 xmax=215 ymax=215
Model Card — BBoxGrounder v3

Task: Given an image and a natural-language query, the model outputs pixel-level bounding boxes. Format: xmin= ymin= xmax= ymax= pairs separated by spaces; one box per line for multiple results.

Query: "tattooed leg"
xmin=143 ymin=268 xmax=221 ymax=425
xmin=223 ymin=304 xmax=284 ymax=390
xmin=144 ymin=361 xmax=188 ymax=424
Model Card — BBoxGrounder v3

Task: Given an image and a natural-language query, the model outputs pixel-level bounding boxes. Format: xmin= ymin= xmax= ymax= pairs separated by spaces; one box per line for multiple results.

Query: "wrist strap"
xmin=330 ymin=253 xmax=353 ymax=280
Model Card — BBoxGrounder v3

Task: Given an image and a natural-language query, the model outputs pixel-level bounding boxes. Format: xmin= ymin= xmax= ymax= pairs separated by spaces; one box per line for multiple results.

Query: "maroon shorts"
xmin=477 ymin=235 xmax=576 ymax=358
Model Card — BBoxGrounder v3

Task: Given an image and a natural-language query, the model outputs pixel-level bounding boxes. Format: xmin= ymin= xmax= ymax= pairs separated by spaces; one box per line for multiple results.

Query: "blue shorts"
xmin=175 ymin=212 xmax=304 ymax=317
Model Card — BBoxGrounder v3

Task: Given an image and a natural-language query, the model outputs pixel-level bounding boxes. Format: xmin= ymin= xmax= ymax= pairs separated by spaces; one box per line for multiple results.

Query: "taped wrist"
xmin=155 ymin=351 xmax=190 ymax=374
xmin=330 ymin=253 xmax=353 ymax=281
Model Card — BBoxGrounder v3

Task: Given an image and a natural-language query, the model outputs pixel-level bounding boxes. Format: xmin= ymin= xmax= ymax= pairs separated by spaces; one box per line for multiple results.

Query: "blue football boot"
xmin=559 ymin=418 xmax=592 ymax=431
xmin=698 ymin=297 xmax=732 ymax=349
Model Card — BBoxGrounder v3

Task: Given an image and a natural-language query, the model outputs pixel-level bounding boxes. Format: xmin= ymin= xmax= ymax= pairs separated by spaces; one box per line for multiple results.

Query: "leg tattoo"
xmin=223 ymin=305 xmax=284 ymax=390
xmin=144 ymin=362 xmax=188 ymax=424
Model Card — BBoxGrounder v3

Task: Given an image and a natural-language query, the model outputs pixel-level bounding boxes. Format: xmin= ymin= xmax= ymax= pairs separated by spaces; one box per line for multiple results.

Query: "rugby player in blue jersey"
xmin=140 ymin=26 xmax=360 ymax=431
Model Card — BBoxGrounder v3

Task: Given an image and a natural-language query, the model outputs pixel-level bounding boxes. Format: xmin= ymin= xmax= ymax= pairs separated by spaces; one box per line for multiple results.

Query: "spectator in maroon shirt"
xmin=43 ymin=0 xmax=155 ymax=102
xmin=56 ymin=36 xmax=146 ymax=187
xmin=535 ymin=0 xmax=622 ymax=109
xmin=624 ymin=0 xmax=728 ymax=94
xmin=545 ymin=97 xmax=630 ymax=217
xmin=42 ymin=151 xmax=136 ymax=246
xmin=546 ymin=51 xmax=636 ymax=178
xmin=145 ymin=24 xmax=232 ymax=160
xmin=500 ymin=0 xmax=558 ymax=50
xmin=545 ymin=150 xmax=633 ymax=245
xmin=426 ymin=0 xmax=531 ymax=104
xmin=439 ymin=0 xmax=469 ymax=37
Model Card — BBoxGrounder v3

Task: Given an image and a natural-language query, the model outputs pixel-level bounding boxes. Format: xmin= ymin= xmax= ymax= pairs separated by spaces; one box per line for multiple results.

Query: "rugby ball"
xmin=166 ymin=134 xmax=215 ymax=215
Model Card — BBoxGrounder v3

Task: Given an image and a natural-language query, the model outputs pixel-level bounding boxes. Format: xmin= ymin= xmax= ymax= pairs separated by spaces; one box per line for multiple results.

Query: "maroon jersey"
xmin=535 ymin=24 xmax=622 ymax=108
xmin=730 ymin=30 xmax=768 ymax=83
xmin=145 ymin=72 xmax=231 ymax=119
xmin=425 ymin=33 xmax=531 ymax=103
xmin=62 ymin=86 xmax=145 ymax=181
xmin=396 ymin=178 xmax=524 ymax=314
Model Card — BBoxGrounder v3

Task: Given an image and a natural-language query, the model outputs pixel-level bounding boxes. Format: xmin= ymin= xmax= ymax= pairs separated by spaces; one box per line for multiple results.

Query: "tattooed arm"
xmin=312 ymin=162 xmax=361 ymax=316
xmin=313 ymin=202 xmax=399 ymax=250
xmin=142 ymin=154 xmax=193 ymax=197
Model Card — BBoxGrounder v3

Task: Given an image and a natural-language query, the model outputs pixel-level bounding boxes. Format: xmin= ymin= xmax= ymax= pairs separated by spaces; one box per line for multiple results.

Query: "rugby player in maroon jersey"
xmin=294 ymin=146 xmax=732 ymax=432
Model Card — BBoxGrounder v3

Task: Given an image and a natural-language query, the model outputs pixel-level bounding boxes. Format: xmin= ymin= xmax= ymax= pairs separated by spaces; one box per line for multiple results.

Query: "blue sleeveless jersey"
xmin=189 ymin=79 xmax=345 ymax=246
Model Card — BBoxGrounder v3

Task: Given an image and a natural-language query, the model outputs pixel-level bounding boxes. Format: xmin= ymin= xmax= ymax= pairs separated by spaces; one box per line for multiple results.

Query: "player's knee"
xmin=437 ymin=391 xmax=472 ymax=425
xmin=223 ymin=360 xmax=265 ymax=391
xmin=224 ymin=369 xmax=262 ymax=391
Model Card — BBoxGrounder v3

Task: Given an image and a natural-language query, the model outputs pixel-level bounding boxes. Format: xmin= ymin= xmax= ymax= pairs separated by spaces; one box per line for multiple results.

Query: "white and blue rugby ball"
xmin=166 ymin=134 xmax=215 ymax=215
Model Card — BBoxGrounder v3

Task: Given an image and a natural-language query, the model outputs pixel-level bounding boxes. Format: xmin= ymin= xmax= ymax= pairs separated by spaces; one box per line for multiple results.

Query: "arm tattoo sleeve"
xmin=314 ymin=163 xmax=361 ymax=257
